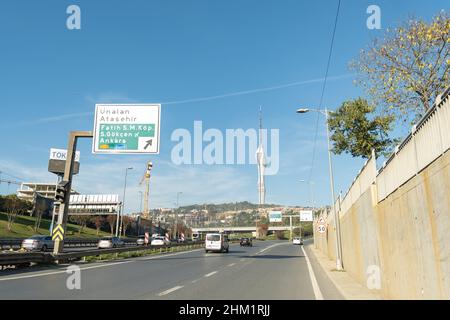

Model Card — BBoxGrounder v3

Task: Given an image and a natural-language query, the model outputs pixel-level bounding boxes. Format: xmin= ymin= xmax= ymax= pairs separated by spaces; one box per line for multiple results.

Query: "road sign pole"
xmin=53 ymin=131 xmax=93 ymax=255
xmin=289 ymin=216 xmax=292 ymax=241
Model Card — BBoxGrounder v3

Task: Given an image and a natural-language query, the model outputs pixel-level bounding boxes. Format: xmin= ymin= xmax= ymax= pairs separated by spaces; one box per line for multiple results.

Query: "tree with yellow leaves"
xmin=351 ymin=11 xmax=450 ymax=124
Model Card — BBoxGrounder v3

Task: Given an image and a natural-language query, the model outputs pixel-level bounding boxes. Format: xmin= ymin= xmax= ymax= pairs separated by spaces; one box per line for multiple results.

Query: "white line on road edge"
xmin=301 ymin=246 xmax=324 ymax=300
xmin=204 ymin=271 xmax=218 ymax=278
xmin=158 ymin=285 xmax=184 ymax=296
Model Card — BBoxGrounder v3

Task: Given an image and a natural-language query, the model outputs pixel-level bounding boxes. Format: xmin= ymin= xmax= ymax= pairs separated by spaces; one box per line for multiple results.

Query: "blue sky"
xmin=0 ymin=0 xmax=448 ymax=212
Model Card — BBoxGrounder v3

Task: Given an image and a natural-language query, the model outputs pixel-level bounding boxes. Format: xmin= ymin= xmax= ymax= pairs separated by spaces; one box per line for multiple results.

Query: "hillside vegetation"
xmin=0 ymin=212 xmax=110 ymax=238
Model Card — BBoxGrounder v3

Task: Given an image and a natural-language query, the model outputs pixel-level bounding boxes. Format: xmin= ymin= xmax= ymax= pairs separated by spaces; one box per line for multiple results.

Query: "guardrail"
xmin=0 ymin=241 xmax=205 ymax=269
xmin=0 ymin=237 xmax=142 ymax=250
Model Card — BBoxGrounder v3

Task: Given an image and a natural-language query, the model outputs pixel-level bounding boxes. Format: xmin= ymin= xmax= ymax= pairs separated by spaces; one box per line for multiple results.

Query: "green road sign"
xmin=92 ymin=104 xmax=161 ymax=154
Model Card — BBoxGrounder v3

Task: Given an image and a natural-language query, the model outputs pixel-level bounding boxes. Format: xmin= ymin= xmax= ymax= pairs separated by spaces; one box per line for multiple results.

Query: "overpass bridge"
xmin=191 ymin=226 xmax=293 ymax=233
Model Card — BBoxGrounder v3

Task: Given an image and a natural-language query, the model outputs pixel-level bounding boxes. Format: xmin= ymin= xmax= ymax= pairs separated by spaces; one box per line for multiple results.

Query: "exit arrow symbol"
xmin=144 ymin=139 xmax=152 ymax=150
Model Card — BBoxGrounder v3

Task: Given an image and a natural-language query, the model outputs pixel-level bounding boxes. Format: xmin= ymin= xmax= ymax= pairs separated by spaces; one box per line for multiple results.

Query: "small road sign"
xmin=317 ymin=217 xmax=326 ymax=234
xmin=52 ymin=224 xmax=65 ymax=241
xmin=317 ymin=224 xmax=326 ymax=234
xmin=50 ymin=148 xmax=81 ymax=162
xmin=144 ymin=232 xmax=150 ymax=245
xmin=92 ymin=104 xmax=161 ymax=154
xmin=48 ymin=148 xmax=81 ymax=175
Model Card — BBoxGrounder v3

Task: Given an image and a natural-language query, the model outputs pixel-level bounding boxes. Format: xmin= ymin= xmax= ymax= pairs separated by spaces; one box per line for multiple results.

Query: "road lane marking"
xmin=0 ymin=260 xmax=134 ymax=282
xmin=139 ymin=248 xmax=203 ymax=261
xmin=256 ymin=242 xmax=286 ymax=255
xmin=204 ymin=271 xmax=218 ymax=278
xmin=227 ymin=263 xmax=236 ymax=267
xmin=0 ymin=248 xmax=203 ymax=282
xmin=158 ymin=285 xmax=184 ymax=296
xmin=301 ymin=246 xmax=324 ymax=300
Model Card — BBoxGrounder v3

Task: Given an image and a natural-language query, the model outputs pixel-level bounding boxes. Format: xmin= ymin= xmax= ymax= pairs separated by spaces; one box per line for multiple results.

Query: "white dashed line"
xmin=227 ymin=263 xmax=236 ymax=267
xmin=158 ymin=285 xmax=184 ymax=296
xmin=204 ymin=271 xmax=218 ymax=278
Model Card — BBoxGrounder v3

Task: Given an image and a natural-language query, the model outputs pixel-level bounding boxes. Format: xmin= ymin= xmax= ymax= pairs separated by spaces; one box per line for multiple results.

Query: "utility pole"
xmin=296 ymin=107 xmax=343 ymax=271
xmin=324 ymin=107 xmax=343 ymax=270
xmin=53 ymin=131 xmax=93 ymax=255
xmin=176 ymin=192 xmax=182 ymax=240
xmin=141 ymin=162 xmax=153 ymax=219
xmin=118 ymin=167 xmax=133 ymax=237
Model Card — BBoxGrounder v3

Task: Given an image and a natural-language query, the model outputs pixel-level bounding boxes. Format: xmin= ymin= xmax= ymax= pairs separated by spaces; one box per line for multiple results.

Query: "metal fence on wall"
xmin=334 ymin=86 xmax=450 ymax=212
xmin=377 ymin=87 xmax=450 ymax=201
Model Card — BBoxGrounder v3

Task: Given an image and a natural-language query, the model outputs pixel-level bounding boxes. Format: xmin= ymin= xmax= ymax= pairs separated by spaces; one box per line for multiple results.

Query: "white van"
xmin=205 ymin=233 xmax=229 ymax=253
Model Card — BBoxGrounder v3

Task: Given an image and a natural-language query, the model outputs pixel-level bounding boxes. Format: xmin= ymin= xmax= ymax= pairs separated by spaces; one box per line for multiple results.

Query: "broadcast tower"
xmin=256 ymin=107 xmax=266 ymax=206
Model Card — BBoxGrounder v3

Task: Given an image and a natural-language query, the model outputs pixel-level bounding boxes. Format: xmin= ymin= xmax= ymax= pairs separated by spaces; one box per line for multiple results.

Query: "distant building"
xmin=17 ymin=182 xmax=78 ymax=202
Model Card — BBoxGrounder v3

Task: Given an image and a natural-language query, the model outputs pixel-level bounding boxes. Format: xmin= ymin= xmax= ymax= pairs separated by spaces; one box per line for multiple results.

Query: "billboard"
xmin=300 ymin=210 xmax=313 ymax=222
xmin=269 ymin=211 xmax=282 ymax=222
xmin=48 ymin=148 xmax=80 ymax=175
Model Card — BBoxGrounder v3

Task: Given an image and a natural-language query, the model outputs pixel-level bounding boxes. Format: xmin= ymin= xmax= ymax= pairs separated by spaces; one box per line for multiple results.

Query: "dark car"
xmin=240 ymin=237 xmax=252 ymax=247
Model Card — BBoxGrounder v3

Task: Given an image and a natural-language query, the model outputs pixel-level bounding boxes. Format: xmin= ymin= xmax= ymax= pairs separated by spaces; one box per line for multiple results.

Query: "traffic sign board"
xmin=317 ymin=224 xmax=326 ymax=234
xmin=48 ymin=148 xmax=81 ymax=175
xmin=269 ymin=211 xmax=282 ymax=222
xmin=92 ymin=104 xmax=161 ymax=154
xmin=50 ymin=148 xmax=81 ymax=162
xmin=52 ymin=224 xmax=65 ymax=241
xmin=300 ymin=210 xmax=313 ymax=222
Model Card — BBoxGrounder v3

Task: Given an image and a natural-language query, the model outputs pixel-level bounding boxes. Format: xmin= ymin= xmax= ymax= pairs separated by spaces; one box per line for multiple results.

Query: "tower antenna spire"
xmin=259 ymin=106 xmax=263 ymax=145
xmin=256 ymin=106 xmax=266 ymax=207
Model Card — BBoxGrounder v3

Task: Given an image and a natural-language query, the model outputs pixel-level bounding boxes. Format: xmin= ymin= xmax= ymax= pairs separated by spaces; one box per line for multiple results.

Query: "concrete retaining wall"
xmin=314 ymin=149 xmax=450 ymax=299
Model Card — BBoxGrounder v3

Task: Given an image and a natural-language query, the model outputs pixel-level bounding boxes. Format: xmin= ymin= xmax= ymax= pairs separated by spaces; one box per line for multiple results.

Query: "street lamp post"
xmin=116 ymin=167 xmax=133 ymax=238
xmin=176 ymin=192 xmax=182 ymax=240
xmin=296 ymin=107 xmax=343 ymax=270
xmin=138 ymin=191 xmax=143 ymax=236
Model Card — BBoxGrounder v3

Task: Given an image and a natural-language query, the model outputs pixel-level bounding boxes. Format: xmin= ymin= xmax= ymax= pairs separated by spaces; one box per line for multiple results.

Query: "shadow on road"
xmin=243 ymin=254 xmax=305 ymax=260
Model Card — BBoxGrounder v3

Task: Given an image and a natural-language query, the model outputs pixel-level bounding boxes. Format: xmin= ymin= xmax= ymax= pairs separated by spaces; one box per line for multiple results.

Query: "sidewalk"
xmin=307 ymin=245 xmax=382 ymax=300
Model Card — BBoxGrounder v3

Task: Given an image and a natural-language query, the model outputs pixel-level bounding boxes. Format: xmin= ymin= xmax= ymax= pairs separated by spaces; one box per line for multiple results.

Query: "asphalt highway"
xmin=0 ymin=240 xmax=343 ymax=300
